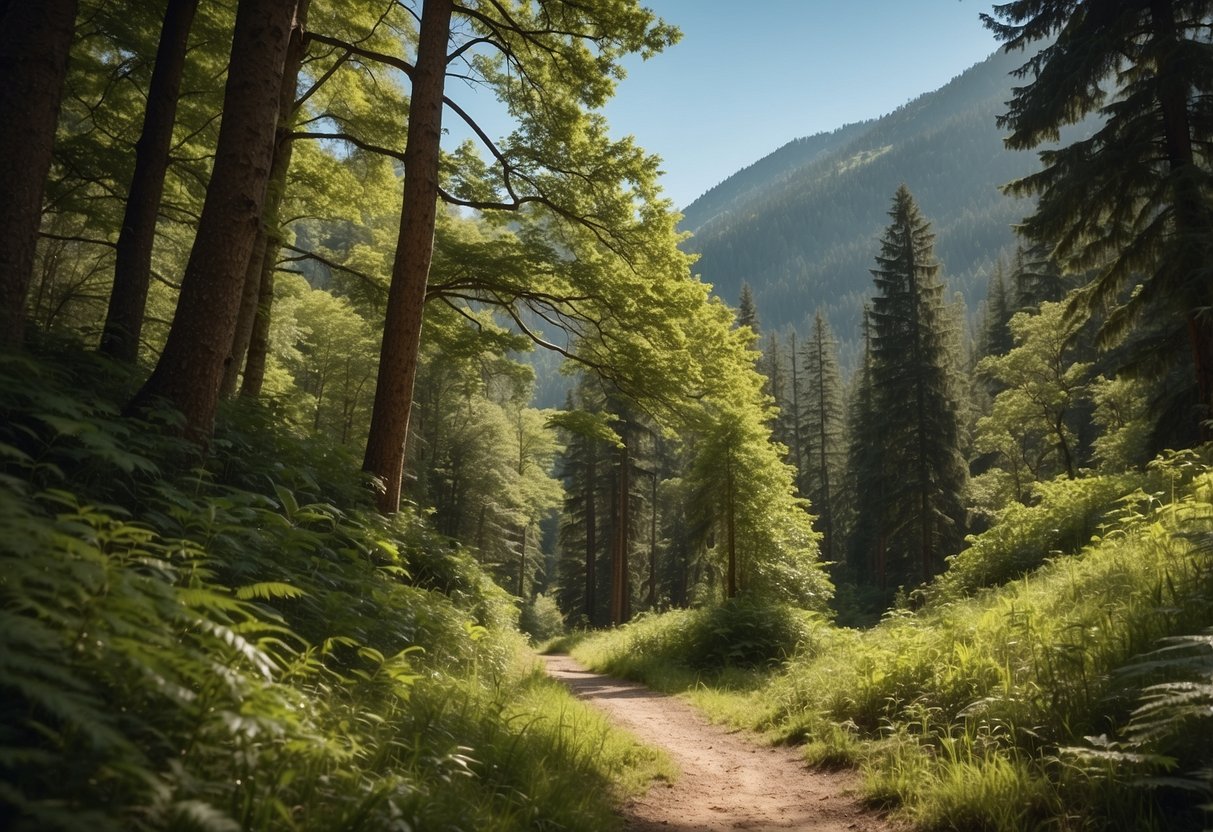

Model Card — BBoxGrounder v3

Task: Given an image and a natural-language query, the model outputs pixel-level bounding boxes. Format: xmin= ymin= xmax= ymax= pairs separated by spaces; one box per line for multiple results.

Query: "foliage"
xmin=974 ymin=301 xmax=1093 ymax=493
xmin=519 ymin=593 xmax=566 ymax=644
xmin=572 ymin=595 xmax=832 ymax=679
xmin=855 ymin=185 xmax=967 ymax=586
xmin=930 ymin=473 xmax=1138 ymax=603
xmin=984 ymin=0 xmax=1213 ymax=443
xmin=0 ymin=345 xmax=663 ymax=831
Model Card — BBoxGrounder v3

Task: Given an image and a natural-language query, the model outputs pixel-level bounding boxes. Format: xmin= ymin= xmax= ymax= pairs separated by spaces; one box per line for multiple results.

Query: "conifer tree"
xmin=801 ymin=310 xmax=846 ymax=565
xmin=985 ymin=0 xmax=1213 ymax=441
xmin=844 ymin=309 xmax=885 ymax=585
xmin=981 ymin=261 xmax=1015 ymax=360
xmin=866 ymin=185 xmax=967 ymax=584
xmin=736 ymin=282 xmax=759 ymax=332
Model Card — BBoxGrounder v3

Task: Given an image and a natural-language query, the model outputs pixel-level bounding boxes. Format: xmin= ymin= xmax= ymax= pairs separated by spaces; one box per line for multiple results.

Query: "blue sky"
xmin=446 ymin=2 xmax=1002 ymax=210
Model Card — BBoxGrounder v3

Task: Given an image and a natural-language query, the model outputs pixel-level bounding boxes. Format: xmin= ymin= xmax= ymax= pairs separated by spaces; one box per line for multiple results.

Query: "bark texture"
xmin=128 ymin=0 xmax=298 ymax=441
xmin=361 ymin=0 xmax=452 ymax=513
xmin=230 ymin=0 xmax=311 ymax=397
xmin=0 ymin=0 xmax=78 ymax=348
xmin=101 ymin=0 xmax=198 ymax=362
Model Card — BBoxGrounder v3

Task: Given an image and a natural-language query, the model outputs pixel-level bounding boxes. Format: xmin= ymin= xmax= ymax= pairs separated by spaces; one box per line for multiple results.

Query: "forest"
xmin=1 ymin=1 xmax=1212 ymax=830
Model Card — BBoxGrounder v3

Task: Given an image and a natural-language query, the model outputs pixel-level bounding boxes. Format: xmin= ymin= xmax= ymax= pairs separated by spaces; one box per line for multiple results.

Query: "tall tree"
xmin=801 ymin=310 xmax=846 ymax=565
xmin=361 ymin=0 xmax=451 ymax=512
xmin=985 ymin=0 xmax=1213 ymax=441
xmin=357 ymin=0 xmax=677 ymax=513
xmin=100 ymin=0 xmax=199 ymax=362
xmin=127 ymin=0 xmax=300 ymax=441
xmin=224 ymin=0 xmax=311 ymax=397
xmin=866 ymin=186 xmax=966 ymax=584
xmin=0 ymin=0 xmax=79 ymax=348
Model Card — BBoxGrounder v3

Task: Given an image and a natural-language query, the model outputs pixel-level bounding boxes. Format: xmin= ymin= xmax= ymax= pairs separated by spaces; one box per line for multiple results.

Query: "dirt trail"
xmin=542 ymin=654 xmax=897 ymax=832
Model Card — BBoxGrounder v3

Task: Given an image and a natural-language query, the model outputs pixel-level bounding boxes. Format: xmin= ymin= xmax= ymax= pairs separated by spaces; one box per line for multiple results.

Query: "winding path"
xmin=542 ymin=654 xmax=898 ymax=832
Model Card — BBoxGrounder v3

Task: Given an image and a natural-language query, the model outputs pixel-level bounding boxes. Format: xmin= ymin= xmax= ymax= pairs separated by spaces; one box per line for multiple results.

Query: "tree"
xmin=127 ymin=0 xmax=301 ymax=441
xmin=975 ymin=301 xmax=1093 ymax=505
xmin=736 ymin=282 xmax=759 ymax=332
xmin=0 ymin=0 xmax=79 ymax=348
xmin=100 ymin=0 xmax=199 ymax=362
xmin=985 ymin=0 xmax=1213 ymax=441
xmin=801 ymin=310 xmax=846 ymax=564
xmin=357 ymin=0 xmax=678 ymax=513
xmin=865 ymin=185 xmax=966 ymax=585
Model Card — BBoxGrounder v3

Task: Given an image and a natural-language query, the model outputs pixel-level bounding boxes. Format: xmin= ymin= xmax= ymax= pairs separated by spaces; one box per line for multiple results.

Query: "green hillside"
xmin=680 ymin=48 xmax=1054 ymax=360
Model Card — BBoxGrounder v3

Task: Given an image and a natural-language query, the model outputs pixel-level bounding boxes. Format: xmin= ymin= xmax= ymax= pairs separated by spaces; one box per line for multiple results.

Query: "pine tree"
xmin=980 ymin=261 xmax=1015 ymax=360
xmin=985 ymin=0 xmax=1213 ymax=442
xmin=866 ymin=185 xmax=967 ymax=585
xmin=844 ymin=309 xmax=885 ymax=585
xmin=801 ymin=310 xmax=846 ymax=565
xmin=736 ymin=282 xmax=759 ymax=332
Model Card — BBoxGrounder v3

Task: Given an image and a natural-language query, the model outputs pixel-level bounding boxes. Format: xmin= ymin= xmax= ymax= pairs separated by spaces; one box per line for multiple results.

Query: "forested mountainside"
xmin=681 ymin=47 xmax=1055 ymax=360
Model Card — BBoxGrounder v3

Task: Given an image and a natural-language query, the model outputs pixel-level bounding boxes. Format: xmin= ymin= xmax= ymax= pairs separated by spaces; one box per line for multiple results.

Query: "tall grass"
xmin=0 ymin=344 xmax=667 ymax=831
xmin=575 ymin=458 xmax=1213 ymax=829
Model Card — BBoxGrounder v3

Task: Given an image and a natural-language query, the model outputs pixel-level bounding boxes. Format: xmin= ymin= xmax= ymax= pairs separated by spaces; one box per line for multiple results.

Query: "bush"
xmin=519 ymin=593 xmax=565 ymax=642
xmin=686 ymin=595 xmax=822 ymax=669
xmin=931 ymin=473 xmax=1137 ymax=603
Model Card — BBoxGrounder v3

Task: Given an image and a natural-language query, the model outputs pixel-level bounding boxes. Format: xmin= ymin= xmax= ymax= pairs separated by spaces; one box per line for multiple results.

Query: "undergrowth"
xmin=0 ymin=344 xmax=666 ymax=831
xmin=575 ymin=456 xmax=1213 ymax=830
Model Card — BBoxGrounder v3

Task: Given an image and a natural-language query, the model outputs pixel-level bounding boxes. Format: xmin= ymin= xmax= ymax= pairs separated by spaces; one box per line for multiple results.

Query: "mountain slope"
xmin=679 ymin=48 xmax=1048 ymax=367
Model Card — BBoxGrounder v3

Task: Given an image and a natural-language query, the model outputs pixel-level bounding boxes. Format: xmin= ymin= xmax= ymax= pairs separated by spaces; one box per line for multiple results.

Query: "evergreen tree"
xmin=844 ymin=309 xmax=884 ymax=585
xmin=980 ymin=260 xmax=1015 ymax=360
xmin=985 ymin=0 xmax=1213 ymax=442
xmin=736 ymin=282 xmax=759 ymax=332
xmin=866 ymin=185 xmax=967 ymax=585
xmin=801 ymin=310 xmax=846 ymax=565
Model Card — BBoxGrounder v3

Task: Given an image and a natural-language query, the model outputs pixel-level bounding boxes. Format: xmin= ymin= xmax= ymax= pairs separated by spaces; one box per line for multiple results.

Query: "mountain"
xmin=679 ymin=48 xmax=1056 ymax=370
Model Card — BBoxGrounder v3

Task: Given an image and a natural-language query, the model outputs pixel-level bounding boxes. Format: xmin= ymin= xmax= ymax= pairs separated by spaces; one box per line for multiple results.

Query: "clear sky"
xmin=444 ymin=2 xmax=1002 ymax=210
xmin=592 ymin=2 xmax=1002 ymax=209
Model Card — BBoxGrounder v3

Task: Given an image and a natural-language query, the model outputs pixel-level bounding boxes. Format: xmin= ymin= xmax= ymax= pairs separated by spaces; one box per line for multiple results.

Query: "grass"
xmin=571 ymin=461 xmax=1213 ymax=830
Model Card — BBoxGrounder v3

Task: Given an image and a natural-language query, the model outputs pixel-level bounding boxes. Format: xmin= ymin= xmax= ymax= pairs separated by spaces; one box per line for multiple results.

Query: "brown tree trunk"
xmin=101 ymin=0 xmax=198 ymax=362
xmin=584 ymin=450 xmax=597 ymax=624
xmin=127 ymin=0 xmax=299 ymax=442
xmin=610 ymin=436 xmax=630 ymax=625
xmin=361 ymin=0 xmax=452 ymax=512
xmin=517 ymin=522 xmax=527 ymax=598
xmin=0 ymin=0 xmax=78 ymax=349
xmin=231 ymin=0 xmax=310 ymax=397
xmin=240 ymin=242 xmax=276 ymax=397
xmin=725 ymin=447 xmax=737 ymax=598
xmin=221 ymin=226 xmax=268 ymax=396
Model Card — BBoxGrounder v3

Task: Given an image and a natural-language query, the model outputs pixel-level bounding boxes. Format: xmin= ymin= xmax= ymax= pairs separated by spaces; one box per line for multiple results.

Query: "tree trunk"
xmin=127 ymin=0 xmax=299 ymax=442
xmin=232 ymin=0 xmax=310 ymax=397
xmin=240 ymin=241 xmax=277 ymax=397
xmin=101 ymin=0 xmax=198 ymax=362
xmin=361 ymin=0 xmax=452 ymax=513
xmin=726 ymin=446 xmax=737 ymax=598
xmin=0 ymin=0 xmax=78 ymax=349
xmin=517 ymin=522 xmax=527 ymax=598
xmin=1150 ymin=0 xmax=1213 ymax=441
xmin=221 ymin=226 xmax=268 ymax=396
xmin=584 ymin=450 xmax=597 ymax=624
xmin=648 ymin=471 xmax=657 ymax=609
xmin=610 ymin=435 xmax=631 ymax=625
